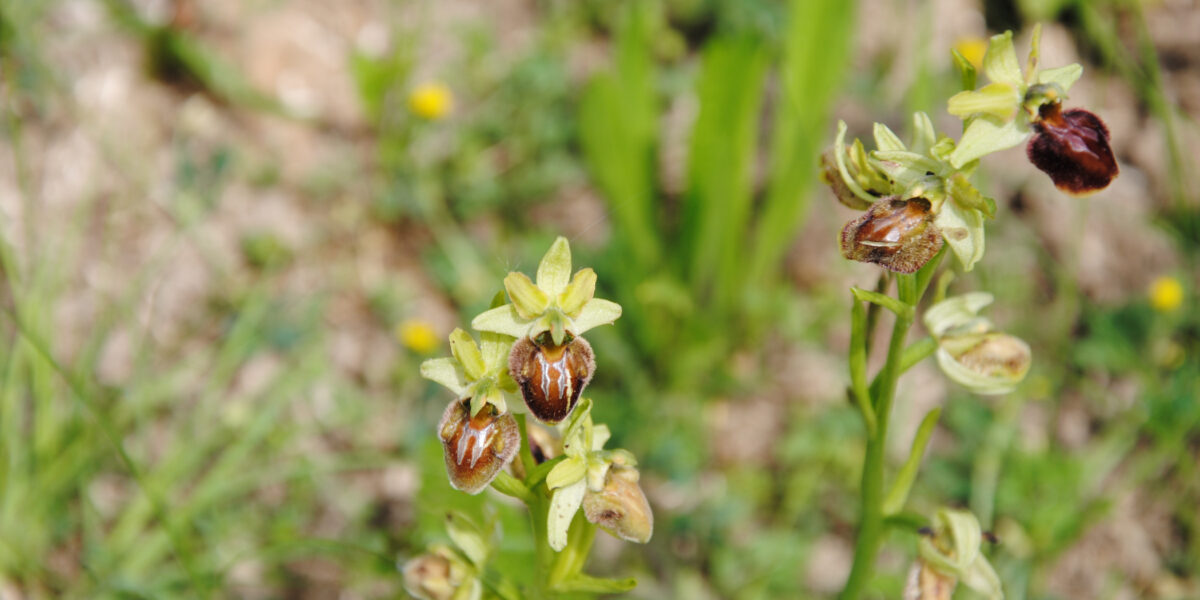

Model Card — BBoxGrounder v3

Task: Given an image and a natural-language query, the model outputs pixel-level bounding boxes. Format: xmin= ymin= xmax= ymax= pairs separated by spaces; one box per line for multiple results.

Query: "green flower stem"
xmin=840 ymin=252 xmax=944 ymax=600
xmin=549 ymin=516 xmax=596 ymax=589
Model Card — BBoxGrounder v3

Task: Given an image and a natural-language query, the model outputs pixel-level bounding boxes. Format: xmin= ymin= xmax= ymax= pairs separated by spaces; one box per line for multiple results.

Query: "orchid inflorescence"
xmin=407 ymin=237 xmax=651 ymax=598
xmin=829 ymin=27 xmax=1116 ymax=599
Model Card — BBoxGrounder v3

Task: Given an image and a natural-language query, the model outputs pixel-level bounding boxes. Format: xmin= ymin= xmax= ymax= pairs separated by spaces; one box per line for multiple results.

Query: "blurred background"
xmin=1 ymin=0 xmax=1198 ymax=597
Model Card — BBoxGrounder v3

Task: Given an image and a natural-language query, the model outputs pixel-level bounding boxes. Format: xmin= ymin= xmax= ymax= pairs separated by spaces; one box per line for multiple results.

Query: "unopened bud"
xmin=582 ymin=466 xmax=653 ymax=544
xmin=402 ymin=546 xmax=477 ymax=600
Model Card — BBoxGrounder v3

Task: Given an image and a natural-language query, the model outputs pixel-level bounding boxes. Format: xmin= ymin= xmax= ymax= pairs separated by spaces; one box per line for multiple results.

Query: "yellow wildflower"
xmin=399 ymin=319 xmax=439 ymax=354
xmin=1149 ymin=276 xmax=1184 ymax=313
xmin=409 ymin=82 xmax=453 ymax=120
xmin=954 ymin=37 xmax=987 ymax=70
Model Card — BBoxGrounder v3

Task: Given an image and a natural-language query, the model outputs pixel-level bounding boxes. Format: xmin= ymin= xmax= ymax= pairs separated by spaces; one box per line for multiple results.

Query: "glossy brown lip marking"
xmin=438 ymin=399 xmax=519 ymax=494
xmin=1027 ymin=103 xmax=1118 ymax=196
xmin=840 ymin=196 xmax=943 ymax=274
xmin=509 ymin=336 xmax=595 ymax=424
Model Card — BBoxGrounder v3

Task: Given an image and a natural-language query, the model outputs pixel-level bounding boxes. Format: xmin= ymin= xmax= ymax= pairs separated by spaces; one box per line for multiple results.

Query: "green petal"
xmin=591 ymin=424 xmax=611 ymax=451
xmin=547 ymin=456 xmax=587 ymax=490
xmin=873 ymin=122 xmax=906 ymax=152
xmin=504 ymin=272 xmax=550 ymax=320
xmin=1037 ymin=63 xmax=1082 ymax=92
xmin=948 ymin=114 xmax=1030 ymax=169
xmin=570 ymin=299 xmax=622 ymax=335
xmin=983 ymin=30 xmax=1023 ymax=88
xmin=558 ymin=268 xmax=597 ymax=317
xmin=947 ymin=82 xmax=1020 ymax=121
xmin=548 ymin=479 xmax=586 ymax=551
xmin=449 ymin=328 xmax=487 ymax=381
xmin=471 ymin=304 xmax=530 ymax=338
xmin=420 ymin=358 xmax=469 ymax=396
xmin=934 ymin=199 xmax=986 ymax=271
xmin=586 ymin=458 xmax=612 ymax=492
xmin=537 ymin=236 xmax=573 ymax=297
xmin=962 ymin=554 xmax=1004 ymax=600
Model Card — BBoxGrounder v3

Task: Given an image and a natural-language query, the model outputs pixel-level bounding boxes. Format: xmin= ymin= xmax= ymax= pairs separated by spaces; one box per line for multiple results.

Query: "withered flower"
xmin=582 ymin=466 xmax=653 ymax=544
xmin=1027 ymin=100 xmax=1117 ymax=195
xmin=840 ymin=197 xmax=943 ymax=274
xmin=402 ymin=545 xmax=480 ymax=600
xmin=508 ymin=333 xmax=595 ymax=425
xmin=438 ymin=399 xmax=519 ymax=494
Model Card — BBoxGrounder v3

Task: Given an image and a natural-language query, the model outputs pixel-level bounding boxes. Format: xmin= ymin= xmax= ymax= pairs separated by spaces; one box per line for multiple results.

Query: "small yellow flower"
xmin=954 ymin=37 xmax=987 ymax=70
xmin=399 ymin=319 xmax=439 ymax=354
xmin=1149 ymin=276 xmax=1184 ymax=313
xmin=409 ymin=82 xmax=453 ymax=120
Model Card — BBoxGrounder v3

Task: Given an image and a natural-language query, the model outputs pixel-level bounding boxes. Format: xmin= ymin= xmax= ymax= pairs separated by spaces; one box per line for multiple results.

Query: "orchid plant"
xmin=826 ymin=27 xmax=1116 ymax=599
xmin=407 ymin=237 xmax=652 ymax=599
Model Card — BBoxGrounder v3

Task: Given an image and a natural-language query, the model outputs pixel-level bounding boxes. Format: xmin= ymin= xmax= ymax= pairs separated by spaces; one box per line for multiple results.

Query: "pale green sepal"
xmin=479 ymin=331 xmax=513 ymax=372
xmin=471 ymin=305 xmax=530 ymax=338
xmin=448 ymin=329 xmax=486 ymax=381
xmin=948 ymin=114 xmax=1030 ymax=168
xmin=834 ymin=121 xmax=877 ymax=204
xmin=935 ymin=347 xmax=1020 ymax=395
xmin=504 ymin=272 xmax=549 ymax=320
xmin=420 ymin=358 xmax=469 ymax=396
xmin=918 ymin=508 xmax=981 ymax=575
xmin=870 ymin=150 xmax=942 ymax=191
xmin=947 ymin=82 xmax=1020 ymax=121
xmin=548 ymin=479 xmax=587 ymax=551
xmin=537 ymin=237 xmax=573 ymax=297
xmin=445 ymin=511 xmax=490 ymax=568
xmin=983 ymin=31 xmax=1023 ymax=88
xmin=923 ymin=292 xmax=994 ymax=337
xmin=1037 ymin=63 xmax=1082 ymax=92
xmin=873 ymin=122 xmax=906 ymax=152
xmin=559 ymin=268 xmax=597 ymax=317
xmin=935 ymin=196 xmax=986 ymax=271
xmin=910 ymin=112 xmax=937 ymax=155
xmin=547 ymin=456 xmax=587 ymax=490
xmin=559 ymin=398 xmax=593 ymax=451
xmin=570 ymin=298 xmax=622 ymax=335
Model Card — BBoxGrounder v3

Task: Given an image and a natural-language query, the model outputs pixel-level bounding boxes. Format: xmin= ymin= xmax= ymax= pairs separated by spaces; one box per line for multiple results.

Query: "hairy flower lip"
xmin=508 ymin=336 xmax=595 ymax=425
xmin=1027 ymin=102 xmax=1118 ymax=195
xmin=840 ymin=196 xmax=944 ymax=274
xmin=438 ymin=400 xmax=519 ymax=494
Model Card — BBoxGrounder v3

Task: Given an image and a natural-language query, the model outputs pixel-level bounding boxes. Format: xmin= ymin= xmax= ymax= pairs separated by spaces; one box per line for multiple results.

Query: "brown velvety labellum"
xmin=1027 ymin=103 xmax=1118 ymax=195
xmin=438 ymin=399 xmax=519 ymax=494
xmin=508 ymin=335 xmax=595 ymax=424
xmin=840 ymin=197 xmax=943 ymax=274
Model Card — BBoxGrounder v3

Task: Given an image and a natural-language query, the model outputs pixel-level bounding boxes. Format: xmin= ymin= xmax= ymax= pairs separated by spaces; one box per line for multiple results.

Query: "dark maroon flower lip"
xmin=1027 ymin=103 xmax=1118 ymax=196
xmin=840 ymin=196 xmax=943 ymax=274
xmin=438 ymin=400 xmax=519 ymax=494
xmin=508 ymin=336 xmax=595 ymax=425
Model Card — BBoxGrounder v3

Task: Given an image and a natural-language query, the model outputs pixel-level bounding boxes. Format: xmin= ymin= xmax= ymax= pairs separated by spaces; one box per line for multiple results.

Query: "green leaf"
xmin=951 ymin=47 xmax=978 ymax=91
xmin=552 ymin=573 xmax=638 ymax=594
xmin=850 ymin=287 xmax=914 ymax=320
xmin=882 ymin=408 xmax=941 ymax=515
xmin=848 ymin=299 xmax=876 ymax=436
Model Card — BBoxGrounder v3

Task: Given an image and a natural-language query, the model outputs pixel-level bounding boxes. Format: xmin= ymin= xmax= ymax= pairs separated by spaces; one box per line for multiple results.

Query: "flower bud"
xmin=508 ymin=334 xmax=595 ymax=424
xmin=582 ymin=466 xmax=653 ymax=544
xmin=438 ymin=400 xmax=519 ymax=494
xmin=840 ymin=197 xmax=944 ymax=274
xmin=903 ymin=562 xmax=956 ymax=600
xmin=1026 ymin=101 xmax=1118 ymax=196
xmin=402 ymin=546 xmax=479 ymax=600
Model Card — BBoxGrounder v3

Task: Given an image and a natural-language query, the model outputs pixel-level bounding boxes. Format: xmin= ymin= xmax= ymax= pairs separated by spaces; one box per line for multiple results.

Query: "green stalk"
xmin=839 ymin=251 xmax=943 ymax=599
